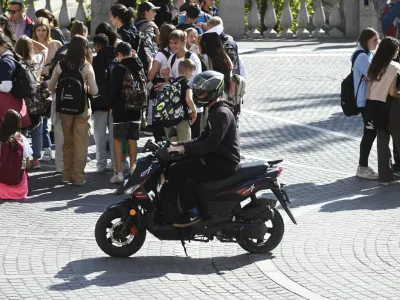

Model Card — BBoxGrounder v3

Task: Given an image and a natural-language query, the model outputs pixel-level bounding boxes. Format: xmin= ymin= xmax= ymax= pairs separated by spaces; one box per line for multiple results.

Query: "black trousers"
xmin=360 ymin=105 xmax=400 ymax=168
xmin=190 ymin=113 xmax=202 ymax=139
xmin=168 ymin=154 xmax=238 ymax=210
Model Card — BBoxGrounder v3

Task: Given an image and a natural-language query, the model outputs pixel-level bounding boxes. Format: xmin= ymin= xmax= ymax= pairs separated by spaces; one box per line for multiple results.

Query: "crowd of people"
xmin=0 ymin=0 xmax=247 ymax=202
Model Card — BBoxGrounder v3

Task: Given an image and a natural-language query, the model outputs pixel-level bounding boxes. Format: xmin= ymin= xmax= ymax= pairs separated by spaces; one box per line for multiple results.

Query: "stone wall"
xmin=91 ymin=0 xmax=113 ymax=35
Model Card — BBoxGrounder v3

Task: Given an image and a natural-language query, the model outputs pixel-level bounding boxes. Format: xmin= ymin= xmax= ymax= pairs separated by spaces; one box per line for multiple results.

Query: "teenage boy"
xmin=109 ymin=42 xmax=144 ymax=184
xmin=176 ymin=4 xmax=203 ymax=34
xmin=92 ymin=34 xmax=116 ymax=173
xmin=179 ymin=0 xmax=212 ymax=31
xmin=164 ymin=59 xmax=197 ymax=142
xmin=161 ymin=30 xmax=203 ymax=138
xmin=8 ymin=1 xmax=34 ymax=38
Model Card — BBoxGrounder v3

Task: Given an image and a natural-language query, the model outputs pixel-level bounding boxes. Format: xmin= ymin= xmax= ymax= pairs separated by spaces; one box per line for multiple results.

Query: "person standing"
xmin=34 ymin=9 xmax=66 ymax=45
xmin=8 ymin=1 xmax=34 ymax=38
xmin=48 ymin=35 xmax=98 ymax=186
xmin=0 ymin=15 xmax=17 ymax=45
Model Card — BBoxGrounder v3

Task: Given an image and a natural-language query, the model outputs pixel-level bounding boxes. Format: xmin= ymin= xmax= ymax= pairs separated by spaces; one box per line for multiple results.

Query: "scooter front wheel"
xmin=95 ymin=208 xmax=146 ymax=258
xmin=238 ymin=208 xmax=284 ymax=254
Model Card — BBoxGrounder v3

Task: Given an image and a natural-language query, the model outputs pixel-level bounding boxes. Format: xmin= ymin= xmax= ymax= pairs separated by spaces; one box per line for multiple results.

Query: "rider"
xmin=167 ymin=70 xmax=240 ymax=227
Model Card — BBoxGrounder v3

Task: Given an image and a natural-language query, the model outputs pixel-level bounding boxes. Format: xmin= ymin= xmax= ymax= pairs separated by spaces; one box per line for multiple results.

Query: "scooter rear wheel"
xmin=238 ymin=208 xmax=284 ymax=254
xmin=95 ymin=208 xmax=146 ymax=258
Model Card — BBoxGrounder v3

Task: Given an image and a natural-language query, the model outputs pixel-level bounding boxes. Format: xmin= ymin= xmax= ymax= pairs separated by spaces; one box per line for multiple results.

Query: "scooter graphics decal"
xmin=237 ymin=183 xmax=262 ymax=196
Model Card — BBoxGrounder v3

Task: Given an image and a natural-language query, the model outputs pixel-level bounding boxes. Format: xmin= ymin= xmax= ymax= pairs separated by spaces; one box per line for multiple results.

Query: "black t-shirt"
xmin=176 ymin=23 xmax=202 ymax=35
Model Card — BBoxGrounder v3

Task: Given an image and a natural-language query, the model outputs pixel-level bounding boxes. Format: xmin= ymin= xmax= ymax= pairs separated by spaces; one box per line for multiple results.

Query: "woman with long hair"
xmin=199 ymin=32 xmax=232 ymax=94
xmin=95 ymin=22 xmax=122 ymax=47
xmin=48 ymin=35 xmax=98 ymax=186
xmin=0 ymin=109 xmax=33 ymax=200
xmin=0 ymin=15 xmax=17 ymax=45
xmin=35 ymin=8 xmax=66 ymax=45
xmin=15 ymin=34 xmax=48 ymax=170
xmin=366 ymin=37 xmax=400 ymax=185
xmin=352 ymin=28 xmax=380 ymax=180
xmin=0 ymin=32 xmax=31 ymax=130
xmin=109 ymin=4 xmax=149 ymax=73
xmin=33 ymin=18 xmax=62 ymax=78
xmin=70 ymin=20 xmax=88 ymax=38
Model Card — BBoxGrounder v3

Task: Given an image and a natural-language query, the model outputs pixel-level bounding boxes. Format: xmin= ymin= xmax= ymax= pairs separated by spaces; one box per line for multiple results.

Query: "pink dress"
xmin=0 ymin=135 xmax=32 ymax=200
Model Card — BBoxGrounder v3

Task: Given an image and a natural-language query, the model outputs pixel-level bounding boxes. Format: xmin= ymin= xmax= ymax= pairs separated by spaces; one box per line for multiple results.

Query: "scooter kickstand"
xmin=181 ymin=240 xmax=189 ymax=257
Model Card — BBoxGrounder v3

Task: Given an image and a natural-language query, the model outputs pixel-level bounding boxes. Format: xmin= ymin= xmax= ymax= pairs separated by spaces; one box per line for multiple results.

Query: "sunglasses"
xmin=8 ymin=9 xmax=22 ymax=14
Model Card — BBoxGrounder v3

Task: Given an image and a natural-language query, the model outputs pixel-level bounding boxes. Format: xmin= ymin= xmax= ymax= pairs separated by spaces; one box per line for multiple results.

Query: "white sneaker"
xmin=121 ymin=161 xmax=130 ymax=173
xmin=110 ymin=172 xmax=124 ymax=184
xmin=41 ymin=148 xmax=53 ymax=161
xmin=106 ymin=161 xmax=115 ymax=171
xmin=356 ymin=166 xmax=379 ymax=180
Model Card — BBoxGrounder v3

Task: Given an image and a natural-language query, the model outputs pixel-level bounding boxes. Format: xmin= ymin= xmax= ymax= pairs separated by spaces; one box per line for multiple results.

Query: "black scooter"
xmin=95 ymin=139 xmax=297 ymax=257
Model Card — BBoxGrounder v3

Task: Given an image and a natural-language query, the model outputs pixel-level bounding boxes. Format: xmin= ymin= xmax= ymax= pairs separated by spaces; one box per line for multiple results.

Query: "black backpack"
xmin=340 ymin=50 xmax=365 ymax=117
xmin=56 ymin=64 xmax=87 ymax=115
xmin=171 ymin=51 xmax=208 ymax=72
xmin=222 ymin=39 xmax=240 ymax=75
xmin=6 ymin=56 xmax=38 ymax=99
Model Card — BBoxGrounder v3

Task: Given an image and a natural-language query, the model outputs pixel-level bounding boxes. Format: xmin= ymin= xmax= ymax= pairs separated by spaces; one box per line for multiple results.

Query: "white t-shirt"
xmin=167 ymin=52 xmax=202 ymax=79
xmin=154 ymin=47 xmax=174 ymax=75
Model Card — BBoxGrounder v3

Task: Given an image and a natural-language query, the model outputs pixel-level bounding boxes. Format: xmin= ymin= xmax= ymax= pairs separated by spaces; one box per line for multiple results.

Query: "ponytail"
xmin=110 ymin=4 xmax=135 ymax=25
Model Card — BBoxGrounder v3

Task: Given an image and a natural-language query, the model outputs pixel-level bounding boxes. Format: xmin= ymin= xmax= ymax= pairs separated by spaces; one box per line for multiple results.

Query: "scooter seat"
xmin=197 ymin=161 xmax=269 ymax=192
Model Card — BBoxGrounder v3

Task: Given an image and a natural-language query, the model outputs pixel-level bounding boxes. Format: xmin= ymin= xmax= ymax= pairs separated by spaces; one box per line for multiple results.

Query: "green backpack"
xmin=154 ymin=78 xmax=186 ymax=127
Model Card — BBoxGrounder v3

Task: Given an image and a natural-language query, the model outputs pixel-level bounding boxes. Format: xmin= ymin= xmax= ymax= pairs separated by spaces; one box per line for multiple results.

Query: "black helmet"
xmin=189 ymin=71 xmax=225 ymax=107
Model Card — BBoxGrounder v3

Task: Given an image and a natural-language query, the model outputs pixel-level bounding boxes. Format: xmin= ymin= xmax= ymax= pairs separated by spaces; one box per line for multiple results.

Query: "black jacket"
xmin=91 ymin=46 xmax=116 ymax=111
xmin=109 ymin=56 xmax=143 ymax=123
xmin=182 ymin=101 xmax=240 ymax=165
xmin=152 ymin=0 xmax=173 ymax=28
xmin=118 ymin=24 xmax=149 ymax=75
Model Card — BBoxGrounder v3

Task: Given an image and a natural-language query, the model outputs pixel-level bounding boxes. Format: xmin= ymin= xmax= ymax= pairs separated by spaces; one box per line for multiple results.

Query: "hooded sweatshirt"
xmin=109 ymin=56 xmax=144 ymax=123
xmin=182 ymin=100 xmax=240 ymax=165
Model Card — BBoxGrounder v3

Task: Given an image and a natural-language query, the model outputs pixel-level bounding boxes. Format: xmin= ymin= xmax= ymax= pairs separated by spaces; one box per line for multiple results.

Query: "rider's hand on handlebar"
xmin=167 ymin=145 xmax=185 ymax=155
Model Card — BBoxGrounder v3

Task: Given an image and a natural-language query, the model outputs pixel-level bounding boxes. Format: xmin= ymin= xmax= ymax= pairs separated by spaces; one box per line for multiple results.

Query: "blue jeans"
xmin=42 ymin=118 xmax=52 ymax=149
xmin=30 ymin=118 xmax=43 ymax=160
xmin=92 ymin=111 xmax=114 ymax=169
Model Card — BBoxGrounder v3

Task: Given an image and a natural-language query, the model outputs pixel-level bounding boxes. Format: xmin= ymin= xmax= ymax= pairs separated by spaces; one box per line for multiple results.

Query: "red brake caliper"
xmin=130 ymin=226 xmax=138 ymax=236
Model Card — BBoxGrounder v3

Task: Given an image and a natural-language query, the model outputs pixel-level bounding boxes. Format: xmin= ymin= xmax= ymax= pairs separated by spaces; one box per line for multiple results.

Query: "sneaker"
xmin=110 ymin=172 xmax=124 ymax=184
xmin=86 ymin=157 xmax=91 ymax=162
xmin=173 ymin=208 xmax=202 ymax=228
xmin=97 ymin=167 xmax=106 ymax=173
xmin=74 ymin=180 xmax=86 ymax=186
xmin=121 ymin=161 xmax=130 ymax=173
xmin=41 ymin=148 xmax=53 ymax=161
xmin=62 ymin=178 xmax=73 ymax=184
xmin=356 ymin=166 xmax=378 ymax=180
xmin=32 ymin=159 xmax=41 ymax=170
xmin=106 ymin=161 xmax=115 ymax=171
xmin=379 ymin=180 xmax=397 ymax=186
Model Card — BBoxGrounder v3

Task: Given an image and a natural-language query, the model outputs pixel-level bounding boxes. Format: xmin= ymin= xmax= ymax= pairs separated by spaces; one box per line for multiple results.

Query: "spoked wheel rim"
xmin=106 ymin=218 xmax=135 ymax=247
xmin=247 ymin=220 xmax=275 ymax=247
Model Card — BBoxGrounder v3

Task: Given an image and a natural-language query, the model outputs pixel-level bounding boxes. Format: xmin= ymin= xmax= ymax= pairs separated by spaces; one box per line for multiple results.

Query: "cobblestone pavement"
xmin=1 ymin=40 xmax=400 ymax=300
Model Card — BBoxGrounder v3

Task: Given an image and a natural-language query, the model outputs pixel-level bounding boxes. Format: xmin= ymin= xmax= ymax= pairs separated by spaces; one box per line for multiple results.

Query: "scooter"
xmin=95 ymin=139 xmax=297 ymax=257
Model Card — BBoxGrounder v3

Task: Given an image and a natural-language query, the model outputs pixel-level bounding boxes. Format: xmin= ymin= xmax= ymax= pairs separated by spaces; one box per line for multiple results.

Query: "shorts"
xmin=113 ymin=122 xmax=140 ymax=141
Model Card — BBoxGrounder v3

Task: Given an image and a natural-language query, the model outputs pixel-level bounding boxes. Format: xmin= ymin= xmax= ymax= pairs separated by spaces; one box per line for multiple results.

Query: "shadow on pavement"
xmin=48 ymin=253 xmax=273 ymax=291
xmin=26 ymin=168 xmax=122 ymax=214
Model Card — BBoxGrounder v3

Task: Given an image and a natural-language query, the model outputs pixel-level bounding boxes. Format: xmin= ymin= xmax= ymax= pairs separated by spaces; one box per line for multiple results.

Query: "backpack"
xmin=222 ymin=39 xmax=240 ymax=75
xmin=0 ymin=136 xmax=25 ymax=185
xmin=56 ymin=64 xmax=87 ymax=115
xmin=229 ymin=74 xmax=246 ymax=107
xmin=7 ymin=57 xmax=38 ymax=99
xmin=136 ymin=20 xmax=158 ymax=55
xmin=154 ymin=77 xmax=186 ymax=127
xmin=120 ymin=64 xmax=148 ymax=111
xmin=340 ymin=50 xmax=365 ymax=117
xmin=170 ymin=51 xmax=208 ymax=73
